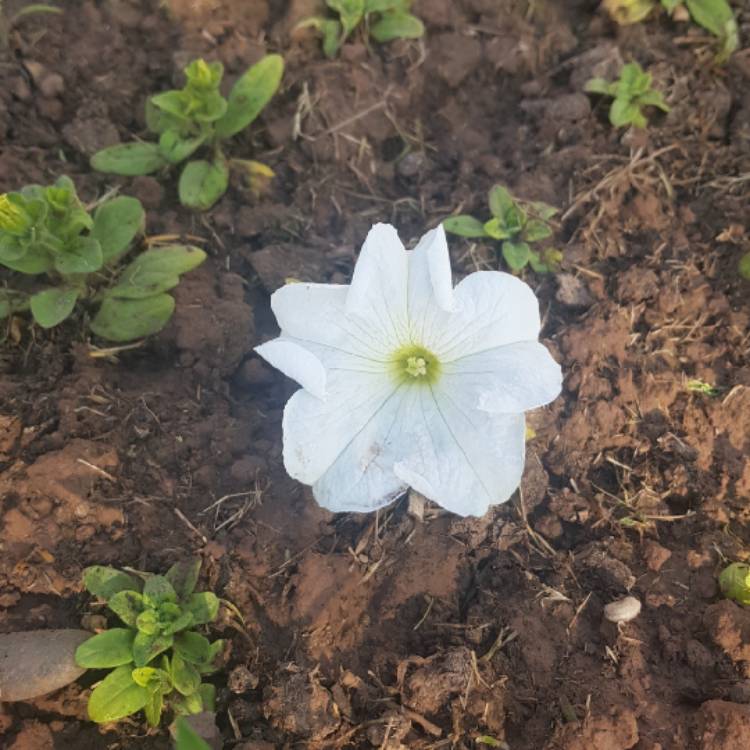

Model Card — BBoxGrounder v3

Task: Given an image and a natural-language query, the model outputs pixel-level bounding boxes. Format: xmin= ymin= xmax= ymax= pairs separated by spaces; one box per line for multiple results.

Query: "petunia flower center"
xmin=391 ymin=344 xmax=441 ymax=385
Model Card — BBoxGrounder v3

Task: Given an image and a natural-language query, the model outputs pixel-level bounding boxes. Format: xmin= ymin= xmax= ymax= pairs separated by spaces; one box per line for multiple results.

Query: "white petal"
xmin=282 ymin=369 xmax=400 ymax=487
xmin=434 ymin=271 xmax=541 ymax=361
xmin=443 ymin=341 xmax=562 ymax=414
xmin=346 ymin=223 xmax=409 ymax=347
xmin=270 ymin=282 xmax=390 ymax=361
xmin=255 ymin=339 xmax=327 ymax=399
xmin=394 ymin=385 xmax=526 ymax=517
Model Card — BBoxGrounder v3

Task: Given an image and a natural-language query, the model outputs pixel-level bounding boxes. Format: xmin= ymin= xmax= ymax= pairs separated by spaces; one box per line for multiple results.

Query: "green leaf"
xmin=609 ymin=97 xmax=640 ymax=127
xmin=178 ymin=159 xmax=229 ymax=211
xmin=166 ymin=559 xmax=202 ymax=600
xmin=638 ymin=89 xmax=670 ymax=112
xmin=131 ymin=666 xmax=171 ymax=690
xmin=0 ymin=245 xmax=52 ymax=274
xmin=136 ymin=609 xmax=160 ymax=635
xmin=143 ymin=575 xmax=178 ymax=607
xmin=370 ymin=12 xmax=424 ymax=42
xmin=175 ymin=717 xmax=212 ymax=750
xmin=719 ymin=563 xmax=750 ymax=606
xmin=483 ymin=218 xmax=512 ymax=240
xmin=488 ymin=185 xmax=515 ymax=220
xmin=75 ymin=629 xmax=136 ymax=669
xmin=197 ymin=639 xmax=225 ymax=675
xmin=322 ymin=18 xmax=344 ymax=57
xmin=364 ymin=0 xmax=406 ymax=12
xmin=171 ymin=652 xmax=201 ymax=696
xmin=739 ymin=252 xmax=750 ymax=280
xmin=173 ymin=631 xmax=211 ymax=665
xmin=527 ymin=249 xmax=549 ymax=274
xmin=133 ymin=630 xmax=173 ymax=667
xmin=328 ymin=0 xmax=365 ymax=36
xmin=91 ymin=197 xmax=145 ymax=263
xmin=54 ymin=237 xmax=103 ymax=275
xmin=523 ymin=219 xmax=553 ymax=243
xmin=90 ymin=294 xmax=176 ymax=342
xmin=29 ymin=287 xmax=78 ymax=328
xmin=91 ymin=143 xmax=167 ymax=176
xmin=162 ymin=610 xmax=195 ymax=636
xmin=145 ymin=98 xmax=182 ymax=135
xmin=215 ymin=55 xmax=284 ymax=140
xmin=87 ymin=665 xmax=149 ymax=723
xmin=144 ymin=686 xmax=164 ymax=727
xmin=108 ymin=590 xmax=146 ymax=627
xmin=158 ymin=130 xmax=208 ymax=165
xmin=185 ymin=592 xmax=220 ymax=625
xmin=150 ymin=90 xmax=190 ymax=119
xmin=199 ymin=682 xmax=216 ymax=711
xmin=529 ymin=201 xmax=558 ymax=221
xmin=443 ymin=215 xmax=487 ymax=238
xmin=502 ymin=240 xmax=531 ymax=271
xmin=107 ymin=245 xmax=206 ymax=300
xmin=685 ymin=0 xmax=735 ymax=38
xmin=173 ymin=689 xmax=204 ymax=716
xmin=83 ymin=566 xmax=140 ymax=600
xmin=584 ymin=77 xmax=615 ymax=96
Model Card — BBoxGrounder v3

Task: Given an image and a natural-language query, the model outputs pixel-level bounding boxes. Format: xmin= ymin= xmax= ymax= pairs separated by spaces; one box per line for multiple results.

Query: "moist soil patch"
xmin=1 ymin=1 xmax=750 ymax=748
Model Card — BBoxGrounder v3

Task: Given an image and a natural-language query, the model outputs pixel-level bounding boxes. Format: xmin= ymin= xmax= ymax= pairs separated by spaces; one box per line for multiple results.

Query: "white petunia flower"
xmin=255 ymin=224 xmax=562 ymax=517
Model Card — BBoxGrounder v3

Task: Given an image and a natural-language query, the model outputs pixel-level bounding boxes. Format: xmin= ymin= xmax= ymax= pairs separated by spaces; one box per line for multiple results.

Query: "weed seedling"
xmin=298 ymin=0 xmax=424 ymax=59
xmin=0 ymin=176 xmax=205 ymax=341
xmin=719 ymin=562 xmax=750 ymax=606
xmin=585 ymin=62 xmax=670 ymax=128
xmin=76 ymin=560 xmax=225 ymax=727
xmin=443 ymin=185 xmax=560 ymax=273
xmin=91 ymin=56 xmax=283 ymax=211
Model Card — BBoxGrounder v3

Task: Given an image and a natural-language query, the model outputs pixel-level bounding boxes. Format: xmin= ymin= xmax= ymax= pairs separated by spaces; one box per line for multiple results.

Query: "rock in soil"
xmin=695 ymin=700 xmax=750 ymax=750
xmin=7 ymin=720 xmax=54 ymax=750
xmin=704 ymin=600 xmax=750 ymax=665
xmin=0 ymin=629 xmax=90 ymax=701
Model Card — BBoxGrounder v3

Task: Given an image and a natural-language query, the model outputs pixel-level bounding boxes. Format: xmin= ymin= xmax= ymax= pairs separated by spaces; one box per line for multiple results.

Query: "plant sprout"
xmin=719 ymin=562 xmax=750 ymax=606
xmin=255 ymin=224 xmax=562 ymax=516
xmin=75 ymin=560 xmax=224 ymax=727
xmin=0 ymin=177 xmax=205 ymax=341
xmin=298 ymin=0 xmax=424 ymax=59
xmin=91 ymin=56 xmax=284 ymax=211
xmin=443 ymin=185 xmax=560 ymax=273
xmin=585 ymin=62 xmax=670 ymax=129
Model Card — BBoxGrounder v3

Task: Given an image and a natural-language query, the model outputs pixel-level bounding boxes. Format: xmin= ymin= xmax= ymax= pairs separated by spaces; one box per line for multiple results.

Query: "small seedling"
xmin=585 ymin=62 xmax=669 ymax=129
xmin=719 ymin=562 xmax=750 ymax=606
xmin=604 ymin=0 xmax=738 ymax=62
xmin=443 ymin=185 xmax=560 ymax=273
xmin=91 ymin=56 xmax=284 ymax=211
xmin=75 ymin=559 xmax=225 ymax=727
xmin=298 ymin=0 xmax=424 ymax=59
xmin=686 ymin=379 xmax=721 ymax=397
xmin=0 ymin=176 xmax=205 ymax=341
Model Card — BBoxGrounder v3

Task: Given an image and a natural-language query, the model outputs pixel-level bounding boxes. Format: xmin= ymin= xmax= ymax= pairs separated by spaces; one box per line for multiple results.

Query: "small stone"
xmin=0 ymin=630 xmax=91 ymax=701
xmin=8 ymin=721 xmax=54 ymax=750
xmin=643 ymin=541 xmax=672 ymax=573
xmin=556 ymin=274 xmax=593 ymax=308
xmin=39 ymin=73 xmax=64 ymax=99
xmin=228 ymin=665 xmax=259 ymax=693
xmin=396 ymin=151 xmax=425 ymax=178
xmin=604 ymin=596 xmax=642 ymax=624
xmin=407 ymin=490 xmax=426 ymax=522
xmin=23 ymin=60 xmax=46 ymax=85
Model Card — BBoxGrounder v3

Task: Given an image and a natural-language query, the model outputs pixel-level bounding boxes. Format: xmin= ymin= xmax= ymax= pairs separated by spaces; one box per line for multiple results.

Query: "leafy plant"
xmin=174 ymin=717 xmax=211 ymax=750
xmin=76 ymin=559 xmax=225 ymax=727
xmin=603 ymin=0 xmax=739 ymax=62
xmin=739 ymin=252 xmax=750 ymax=281
xmin=298 ymin=0 xmax=424 ymax=59
xmin=0 ymin=177 xmax=205 ymax=341
xmin=719 ymin=562 xmax=750 ymax=606
xmin=443 ymin=185 xmax=560 ymax=273
xmin=585 ymin=62 xmax=670 ymax=129
xmin=91 ymin=56 xmax=284 ymax=211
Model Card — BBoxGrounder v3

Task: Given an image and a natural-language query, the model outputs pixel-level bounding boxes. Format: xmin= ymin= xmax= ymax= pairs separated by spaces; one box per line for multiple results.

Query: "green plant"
xmin=298 ymin=0 xmax=424 ymax=59
xmin=443 ymin=185 xmax=560 ymax=273
xmin=0 ymin=177 xmax=205 ymax=341
xmin=75 ymin=560 xmax=225 ymax=727
xmin=604 ymin=0 xmax=738 ymax=62
xmin=740 ymin=252 xmax=750 ymax=280
xmin=585 ymin=62 xmax=670 ymax=129
xmin=91 ymin=56 xmax=284 ymax=211
xmin=719 ymin=562 xmax=750 ymax=606
xmin=174 ymin=717 xmax=211 ymax=750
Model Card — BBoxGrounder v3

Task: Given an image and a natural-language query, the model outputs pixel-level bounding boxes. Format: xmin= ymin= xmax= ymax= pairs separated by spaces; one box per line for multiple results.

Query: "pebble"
xmin=0 ymin=629 xmax=90 ymax=701
xmin=604 ymin=596 xmax=642 ymax=624
xmin=39 ymin=73 xmax=65 ymax=99
xmin=228 ymin=665 xmax=260 ymax=693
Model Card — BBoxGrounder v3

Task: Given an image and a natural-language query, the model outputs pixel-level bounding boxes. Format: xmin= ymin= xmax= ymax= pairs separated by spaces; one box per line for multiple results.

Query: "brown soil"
xmin=2 ymin=0 xmax=750 ymax=748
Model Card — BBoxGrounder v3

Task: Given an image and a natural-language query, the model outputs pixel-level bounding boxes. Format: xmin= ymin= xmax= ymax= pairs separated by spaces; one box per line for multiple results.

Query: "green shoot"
xmin=585 ymin=62 xmax=670 ymax=129
xmin=0 ymin=177 xmax=205 ymax=341
xmin=719 ymin=562 xmax=750 ymax=606
xmin=91 ymin=56 xmax=284 ymax=211
xmin=739 ymin=252 xmax=750 ymax=280
xmin=298 ymin=0 xmax=424 ymax=59
xmin=686 ymin=379 xmax=721 ymax=397
xmin=75 ymin=560 xmax=225 ymax=727
xmin=443 ymin=185 xmax=560 ymax=273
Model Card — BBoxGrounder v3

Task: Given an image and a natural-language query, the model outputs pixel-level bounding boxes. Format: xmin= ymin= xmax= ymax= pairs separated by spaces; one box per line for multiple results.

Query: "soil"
xmin=1 ymin=0 xmax=750 ymax=748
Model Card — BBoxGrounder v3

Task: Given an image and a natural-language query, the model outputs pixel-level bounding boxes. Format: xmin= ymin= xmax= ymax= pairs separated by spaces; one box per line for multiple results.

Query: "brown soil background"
xmin=2 ymin=0 xmax=750 ymax=748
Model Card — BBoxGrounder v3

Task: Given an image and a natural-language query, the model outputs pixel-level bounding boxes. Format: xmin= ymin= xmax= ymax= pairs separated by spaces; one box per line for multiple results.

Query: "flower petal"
xmin=255 ymin=339 xmax=327 ymax=399
xmin=434 ymin=271 xmax=541 ymax=361
xmin=442 ymin=341 xmax=562 ymax=413
xmin=282 ymin=370 xmax=400 ymax=488
xmin=394 ymin=385 xmax=526 ymax=516
xmin=346 ymin=223 xmax=409 ymax=347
